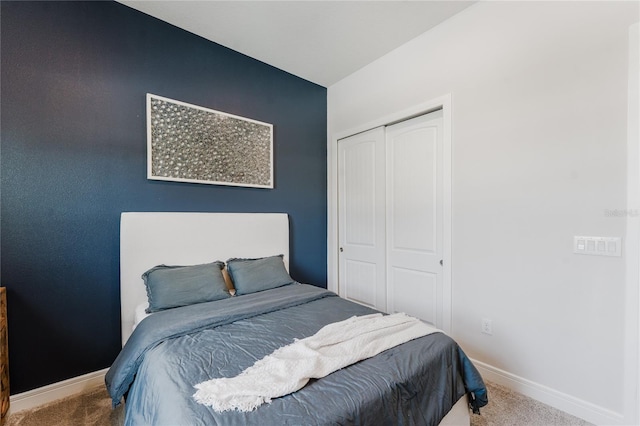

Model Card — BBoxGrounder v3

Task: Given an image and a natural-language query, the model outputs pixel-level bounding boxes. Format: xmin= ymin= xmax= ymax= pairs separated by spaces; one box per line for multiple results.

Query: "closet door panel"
xmin=343 ymin=260 xmax=377 ymax=307
xmin=390 ymin=267 xmax=437 ymax=325
xmin=390 ymin=127 xmax=437 ymax=253
xmin=386 ymin=111 xmax=443 ymax=326
xmin=338 ymin=127 xmax=386 ymax=311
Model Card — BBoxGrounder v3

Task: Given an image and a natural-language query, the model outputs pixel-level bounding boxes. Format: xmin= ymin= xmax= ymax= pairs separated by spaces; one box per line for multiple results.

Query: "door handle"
xmin=439 ymin=259 xmax=443 ymax=266
xmin=339 ymin=247 xmax=344 ymax=253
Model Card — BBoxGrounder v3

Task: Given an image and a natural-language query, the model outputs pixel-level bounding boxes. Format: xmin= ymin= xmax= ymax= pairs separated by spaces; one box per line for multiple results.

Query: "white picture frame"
xmin=146 ymin=93 xmax=274 ymax=189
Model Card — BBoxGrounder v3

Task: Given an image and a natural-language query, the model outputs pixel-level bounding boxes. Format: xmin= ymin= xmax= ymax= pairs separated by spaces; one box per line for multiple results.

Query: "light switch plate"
xmin=573 ymin=236 xmax=622 ymax=257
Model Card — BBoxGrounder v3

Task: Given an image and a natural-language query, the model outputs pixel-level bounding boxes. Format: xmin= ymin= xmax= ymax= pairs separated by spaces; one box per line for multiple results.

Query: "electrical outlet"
xmin=481 ymin=318 xmax=493 ymax=335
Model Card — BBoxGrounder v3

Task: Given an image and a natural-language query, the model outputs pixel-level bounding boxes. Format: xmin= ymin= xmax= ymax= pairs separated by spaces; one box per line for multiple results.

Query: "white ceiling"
xmin=117 ymin=1 xmax=474 ymax=87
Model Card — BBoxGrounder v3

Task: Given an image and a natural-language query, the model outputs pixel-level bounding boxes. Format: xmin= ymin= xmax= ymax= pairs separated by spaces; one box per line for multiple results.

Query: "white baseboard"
xmin=473 ymin=359 xmax=626 ymax=426
xmin=9 ymin=368 xmax=108 ymax=415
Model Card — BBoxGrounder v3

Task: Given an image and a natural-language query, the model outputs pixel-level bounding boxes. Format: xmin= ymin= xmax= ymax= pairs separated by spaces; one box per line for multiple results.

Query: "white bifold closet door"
xmin=338 ymin=127 xmax=387 ymax=311
xmin=338 ymin=110 xmax=444 ymax=327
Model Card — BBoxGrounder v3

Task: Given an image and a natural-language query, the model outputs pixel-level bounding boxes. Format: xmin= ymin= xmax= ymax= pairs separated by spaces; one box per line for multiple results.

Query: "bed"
xmin=106 ymin=212 xmax=487 ymax=426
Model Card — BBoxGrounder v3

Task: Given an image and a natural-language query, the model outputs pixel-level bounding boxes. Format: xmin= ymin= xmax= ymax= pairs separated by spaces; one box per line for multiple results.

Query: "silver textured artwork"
xmin=147 ymin=94 xmax=273 ymax=188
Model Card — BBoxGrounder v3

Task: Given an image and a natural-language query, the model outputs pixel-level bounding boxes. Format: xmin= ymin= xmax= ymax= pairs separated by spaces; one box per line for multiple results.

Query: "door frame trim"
xmin=327 ymin=94 xmax=453 ymax=333
xmin=625 ymin=22 xmax=639 ymax=426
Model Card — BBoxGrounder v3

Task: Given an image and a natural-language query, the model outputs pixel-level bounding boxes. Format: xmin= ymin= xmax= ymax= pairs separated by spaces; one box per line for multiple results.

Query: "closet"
xmin=337 ymin=110 xmax=445 ymax=328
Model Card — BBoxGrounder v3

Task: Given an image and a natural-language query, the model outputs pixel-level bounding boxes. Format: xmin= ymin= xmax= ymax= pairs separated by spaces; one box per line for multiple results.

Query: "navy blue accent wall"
xmin=1 ymin=1 xmax=327 ymax=394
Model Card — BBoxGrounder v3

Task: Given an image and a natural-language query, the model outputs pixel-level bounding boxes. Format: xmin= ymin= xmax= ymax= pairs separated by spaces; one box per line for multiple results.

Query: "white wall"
xmin=626 ymin=21 xmax=640 ymax=425
xmin=327 ymin=2 xmax=639 ymax=424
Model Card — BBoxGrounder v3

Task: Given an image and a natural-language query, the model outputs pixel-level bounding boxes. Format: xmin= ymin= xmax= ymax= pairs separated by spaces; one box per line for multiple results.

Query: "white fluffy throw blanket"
xmin=193 ymin=313 xmax=439 ymax=412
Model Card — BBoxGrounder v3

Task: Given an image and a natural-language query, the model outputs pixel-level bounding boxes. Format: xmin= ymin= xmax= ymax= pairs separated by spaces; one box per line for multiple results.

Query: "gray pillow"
xmin=142 ymin=261 xmax=229 ymax=313
xmin=226 ymin=255 xmax=294 ymax=295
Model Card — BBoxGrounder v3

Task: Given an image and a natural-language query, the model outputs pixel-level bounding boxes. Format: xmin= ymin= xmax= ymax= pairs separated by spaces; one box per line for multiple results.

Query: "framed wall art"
xmin=147 ymin=94 xmax=274 ymax=189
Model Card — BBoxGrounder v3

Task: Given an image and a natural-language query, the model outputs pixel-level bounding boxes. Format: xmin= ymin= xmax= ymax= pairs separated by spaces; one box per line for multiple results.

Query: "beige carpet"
xmin=470 ymin=381 xmax=592 ymax=426
xmin=7 ymin=386 xmax=124 ymax=426
xmin=7 ymin=380 xmax=592 ymax=426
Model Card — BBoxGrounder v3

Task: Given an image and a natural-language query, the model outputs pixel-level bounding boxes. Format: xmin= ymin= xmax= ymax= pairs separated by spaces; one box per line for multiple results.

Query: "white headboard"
xmin=120 ymin=212 xmax=289 ymax=346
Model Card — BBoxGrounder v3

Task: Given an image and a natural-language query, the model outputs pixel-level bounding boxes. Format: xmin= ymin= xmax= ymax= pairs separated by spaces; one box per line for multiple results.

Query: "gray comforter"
xmin=106 ymin=284 xmax=487 ymax=426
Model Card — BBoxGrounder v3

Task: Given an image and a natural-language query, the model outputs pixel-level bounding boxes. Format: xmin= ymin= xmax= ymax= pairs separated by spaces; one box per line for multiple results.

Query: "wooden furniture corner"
xmin=0 ymin=288 xmax=8 ymax=425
